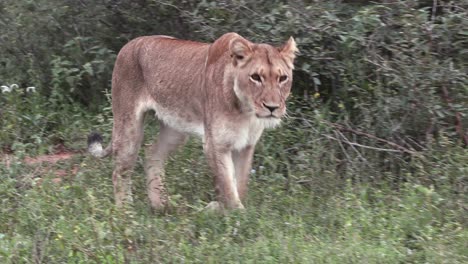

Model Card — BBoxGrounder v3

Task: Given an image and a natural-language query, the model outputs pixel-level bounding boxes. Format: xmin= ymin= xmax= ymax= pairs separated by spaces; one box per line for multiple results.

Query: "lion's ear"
xmin=230 ymin=37 xmax=252 ymax=66
xmin=279 ymin=37 xmax=298 ymax=69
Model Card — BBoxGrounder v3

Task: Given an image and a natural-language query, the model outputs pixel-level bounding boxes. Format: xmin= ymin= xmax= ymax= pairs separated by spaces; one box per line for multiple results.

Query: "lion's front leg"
xmin=232 ymin=145 xmax=255 ymax=201
xmin=204 ymin=143 xmax=244 ymax=210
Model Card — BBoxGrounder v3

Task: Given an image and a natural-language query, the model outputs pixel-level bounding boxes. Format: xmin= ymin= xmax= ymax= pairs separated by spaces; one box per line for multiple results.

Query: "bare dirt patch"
xmin=1 ymin=145 xmax=83 ymax=185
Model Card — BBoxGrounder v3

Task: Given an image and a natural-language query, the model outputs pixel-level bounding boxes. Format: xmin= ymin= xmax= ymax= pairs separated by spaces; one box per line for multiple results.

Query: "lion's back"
xmin=114 ymin=36 xmax=209 ymax=81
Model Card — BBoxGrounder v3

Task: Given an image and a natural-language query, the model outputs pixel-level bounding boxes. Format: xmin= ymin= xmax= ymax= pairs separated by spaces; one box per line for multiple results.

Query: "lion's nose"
xmin=263 ymin=102 xmax=280 ymax=113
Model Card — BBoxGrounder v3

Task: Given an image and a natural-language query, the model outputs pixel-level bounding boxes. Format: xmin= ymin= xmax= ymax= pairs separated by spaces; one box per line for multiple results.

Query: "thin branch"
xmin=441 ymin=85 xmax=468 ymax=147
xmin=335 ymin=129 xmax=369 ymax=164
xmin=431 ymin=0 xmax=438 ymax=22
xmin=324 ymin=134 xmax=405 ymax=153
xmin=327 ymin=122 xmax=417 ymax=155
xmin=332 ymin=130 xmax=353 ymax=162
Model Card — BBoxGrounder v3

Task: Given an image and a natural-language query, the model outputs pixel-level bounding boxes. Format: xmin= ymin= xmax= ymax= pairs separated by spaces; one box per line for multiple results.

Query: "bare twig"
xmin=327 ymin=122 xmax=417 ymax=155
xmin=431 ymin=0 xmax=438 ymax=22
xmin=441 ymin=85 xmax=468 ymax=147
xmin=335 ymin=129 xmax=369 ymax=164
xmin=332 ymin=130 xmax=353 ymax=162
xmin=324 ymin=134 xmax=405 ymax=153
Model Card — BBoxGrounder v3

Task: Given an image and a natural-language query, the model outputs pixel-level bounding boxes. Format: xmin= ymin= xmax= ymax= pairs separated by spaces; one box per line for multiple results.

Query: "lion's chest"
xmin=233 ymin=122 xmax=264 ymax=150
xmin=212 ymin=117 xmax=275 ymax=150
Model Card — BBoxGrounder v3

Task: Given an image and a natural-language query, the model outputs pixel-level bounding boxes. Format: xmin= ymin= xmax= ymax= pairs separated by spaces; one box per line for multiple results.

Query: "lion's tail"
xmin=87 ymin=132 xmax=112 ymax=158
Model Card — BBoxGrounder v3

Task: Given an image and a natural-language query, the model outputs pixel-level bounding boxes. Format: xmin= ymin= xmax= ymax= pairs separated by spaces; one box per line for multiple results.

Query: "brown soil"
xmin=1 ymin=144 xmax=82 ymax=185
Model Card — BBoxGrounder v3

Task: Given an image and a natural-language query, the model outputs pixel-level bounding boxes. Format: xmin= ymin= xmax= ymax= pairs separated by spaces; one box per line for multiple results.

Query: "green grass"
xmin=0 ymin=135 xmax=466 ymax=264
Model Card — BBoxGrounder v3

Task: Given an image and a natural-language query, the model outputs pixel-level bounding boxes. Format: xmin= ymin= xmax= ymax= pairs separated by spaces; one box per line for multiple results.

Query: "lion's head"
xmin=228 ymin=36 xmax=298 ymax=127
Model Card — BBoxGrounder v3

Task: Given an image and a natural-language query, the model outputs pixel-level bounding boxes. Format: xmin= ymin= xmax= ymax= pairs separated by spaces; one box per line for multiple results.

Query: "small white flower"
xmin=250 ymin=169 xmax=256 ymax=174
xmin=26 ymin=86 xmax=36 ymax=93
xmin=1 ymin=85 xmax=11 ymax=93
xmin=10 ymin=84 xmax=19 ymax=89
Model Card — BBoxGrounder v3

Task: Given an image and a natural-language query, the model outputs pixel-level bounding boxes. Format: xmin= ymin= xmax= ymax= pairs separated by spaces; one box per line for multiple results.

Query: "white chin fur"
xmin=257 ymin=117 xmax=282 ymax=129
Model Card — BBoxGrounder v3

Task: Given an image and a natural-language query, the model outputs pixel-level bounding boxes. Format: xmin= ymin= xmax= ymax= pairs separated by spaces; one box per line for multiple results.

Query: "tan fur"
xmin=89 ymin=32 xmax=298 ymax=211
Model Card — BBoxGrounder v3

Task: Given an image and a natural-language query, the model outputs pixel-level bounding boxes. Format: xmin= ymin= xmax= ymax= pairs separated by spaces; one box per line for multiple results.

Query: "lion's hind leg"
xmin=111 ymin=114 xmax=145 ymax=208
xmin=145 ymin=122 xmax=188 ymax=212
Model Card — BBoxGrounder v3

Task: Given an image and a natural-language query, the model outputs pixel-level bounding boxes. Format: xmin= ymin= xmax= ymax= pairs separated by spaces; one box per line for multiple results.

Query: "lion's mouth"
xmin=254 ymin=105 xmax=284 ymax=119
xmin=256 ymin=113 xmax=280 ymax=119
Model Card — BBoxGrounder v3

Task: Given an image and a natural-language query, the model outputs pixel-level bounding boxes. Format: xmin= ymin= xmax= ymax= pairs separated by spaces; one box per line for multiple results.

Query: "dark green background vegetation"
xmin=0 ymin=0 xmax=467 ymax=263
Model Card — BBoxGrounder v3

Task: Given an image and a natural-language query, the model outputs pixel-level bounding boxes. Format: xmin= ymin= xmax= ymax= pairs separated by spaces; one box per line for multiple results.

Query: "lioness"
xmin=88 ymin=32 xmax=297 ymax=211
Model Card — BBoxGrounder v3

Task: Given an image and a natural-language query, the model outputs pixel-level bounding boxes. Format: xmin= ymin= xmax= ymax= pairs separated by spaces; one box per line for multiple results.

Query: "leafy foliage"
xmin=1 ymin=0 xmax=466 ymax=150
xmin=0 ymin=1 xmax=467 ymax=262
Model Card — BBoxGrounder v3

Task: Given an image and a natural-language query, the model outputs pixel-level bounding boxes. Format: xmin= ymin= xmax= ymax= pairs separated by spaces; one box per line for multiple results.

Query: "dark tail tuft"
xmin=87 ymin=132 xmax=103 ymax=146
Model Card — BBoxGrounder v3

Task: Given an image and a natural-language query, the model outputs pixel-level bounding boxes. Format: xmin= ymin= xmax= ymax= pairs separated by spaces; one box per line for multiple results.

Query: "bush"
xmin=0 ymin=2 xmax=467 ymax=261
xmin=0 ymin=0 xmax=466 ymax=187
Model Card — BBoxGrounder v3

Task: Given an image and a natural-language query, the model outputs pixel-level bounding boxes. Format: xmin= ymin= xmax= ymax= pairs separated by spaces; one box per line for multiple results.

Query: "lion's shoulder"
xmin=206 ymin=32 xmax=242 ymax=65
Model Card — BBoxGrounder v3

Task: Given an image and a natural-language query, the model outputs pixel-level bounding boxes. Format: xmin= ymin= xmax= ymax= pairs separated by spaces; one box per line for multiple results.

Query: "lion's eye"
xmin=279 ymin=75 xmax=288 ymax=83
xmin=250 ymin=74 xmax=262 ymax=83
